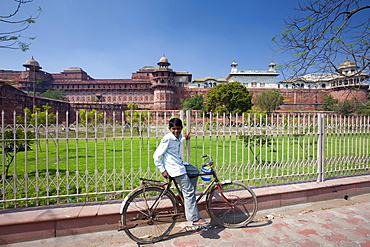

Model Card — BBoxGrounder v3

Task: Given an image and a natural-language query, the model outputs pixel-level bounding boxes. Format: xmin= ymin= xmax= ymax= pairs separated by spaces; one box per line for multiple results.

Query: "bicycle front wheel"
xmin=121 ymin=186 xmax=178 ymax=244
xmin=207 ymin=181 xmax=257 ymax=228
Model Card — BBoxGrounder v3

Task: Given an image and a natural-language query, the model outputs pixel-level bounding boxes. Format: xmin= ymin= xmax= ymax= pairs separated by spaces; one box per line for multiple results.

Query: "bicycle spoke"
xmin=207 ymin=182 xmax=257 ymax=228
xmin=121 ymin=187 xmax=178 ymax=244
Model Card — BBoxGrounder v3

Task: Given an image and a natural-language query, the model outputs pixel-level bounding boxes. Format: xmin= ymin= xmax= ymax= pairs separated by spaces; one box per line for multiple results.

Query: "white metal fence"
xmin=1 ymin=110 xmax=369 ymax=208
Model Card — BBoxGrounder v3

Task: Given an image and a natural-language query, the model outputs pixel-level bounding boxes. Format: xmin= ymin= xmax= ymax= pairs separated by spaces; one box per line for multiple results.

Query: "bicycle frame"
xmin=139 ymin=166 xmax=234 ymax=213
xmin=120 ymin=155 xmax=234 ymax=222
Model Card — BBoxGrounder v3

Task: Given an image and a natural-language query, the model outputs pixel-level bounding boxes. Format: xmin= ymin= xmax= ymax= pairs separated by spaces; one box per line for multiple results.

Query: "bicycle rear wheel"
xmin=207 ymin=181 xmax=257 ymax=228
xmin=121 ymin=186 xmax=178 ymax=244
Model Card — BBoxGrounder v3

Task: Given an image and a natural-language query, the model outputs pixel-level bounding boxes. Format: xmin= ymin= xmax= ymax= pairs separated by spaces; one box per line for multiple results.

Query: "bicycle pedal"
xmin=182 ymin=225 xmax=210 ymax=232
xmin=183 ymin=226 xmax=199 ymax=231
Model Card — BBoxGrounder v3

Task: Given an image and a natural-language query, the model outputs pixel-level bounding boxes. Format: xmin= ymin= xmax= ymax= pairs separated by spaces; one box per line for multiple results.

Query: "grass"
xmin=1 ymin=130 xmax=369 ymax=208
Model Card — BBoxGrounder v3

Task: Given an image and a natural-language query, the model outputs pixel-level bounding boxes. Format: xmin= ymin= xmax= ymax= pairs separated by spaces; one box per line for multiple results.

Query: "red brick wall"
xmin=0 ymin=82 xmax=74 ymax=124
xmin=329 ymin=85 xmax=368 ymax=102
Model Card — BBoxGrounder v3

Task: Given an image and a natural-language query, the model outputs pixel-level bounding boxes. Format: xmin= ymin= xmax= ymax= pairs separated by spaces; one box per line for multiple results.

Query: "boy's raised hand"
xmin=183 ymin=132 xmax=191 ymax=140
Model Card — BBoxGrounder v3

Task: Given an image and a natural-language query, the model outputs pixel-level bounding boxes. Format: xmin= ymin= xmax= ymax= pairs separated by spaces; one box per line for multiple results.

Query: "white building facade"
xmin=226 ymin=61 xmax=280 ymax=89
xmin=279 ymin=59 xmax=369 ymax=90
xmin=190 ymin=59 xmax=368 ymax=91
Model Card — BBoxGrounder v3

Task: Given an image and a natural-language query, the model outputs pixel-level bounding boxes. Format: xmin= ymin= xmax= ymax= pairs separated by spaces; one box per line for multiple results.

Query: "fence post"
xmin=317 ymin=114 xmax=325 ymax=182
xmin=180 ymin=110 xmax=184 ymax=159
xmin=186 ymin=110 xmax=191 ymax=163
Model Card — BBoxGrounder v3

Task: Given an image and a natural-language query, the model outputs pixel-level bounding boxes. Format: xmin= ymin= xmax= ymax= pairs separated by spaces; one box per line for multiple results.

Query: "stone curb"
xmin=0 ymin=175 xmax=369 ymax=244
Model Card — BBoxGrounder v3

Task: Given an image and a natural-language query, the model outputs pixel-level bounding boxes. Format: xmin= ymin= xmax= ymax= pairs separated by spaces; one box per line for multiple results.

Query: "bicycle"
xmin=118 ymin=155 xmax=258 ymax=244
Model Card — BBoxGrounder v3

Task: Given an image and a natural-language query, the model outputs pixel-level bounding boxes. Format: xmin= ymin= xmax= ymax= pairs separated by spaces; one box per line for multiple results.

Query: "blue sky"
xmin=1 ymin=0 xmax=300 ymax=80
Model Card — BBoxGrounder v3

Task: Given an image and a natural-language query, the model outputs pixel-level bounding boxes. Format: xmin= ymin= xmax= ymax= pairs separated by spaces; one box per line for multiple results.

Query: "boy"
xmin=153 ymin=118 xmax=210 ymax=227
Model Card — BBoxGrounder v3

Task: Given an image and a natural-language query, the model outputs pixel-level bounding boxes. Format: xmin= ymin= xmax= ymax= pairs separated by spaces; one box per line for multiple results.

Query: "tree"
xmin=5 ymin=104 xmax=57 ymax=177
xmin=254 ymin=90 xmax=284 ymax=114
xmin=78 ymin=109 xmax=104 ymax=125
xmin=90 ymin=97 xmax=101 ymax=102
xmin=124 ymin=103 xmax=151 ymax=135
xmin=205 ymin=81 xmax=253 ymax=117
xmin=322 ymin=95 xmax=366 ymax=115
xmin=355 ymin=101 xmax=370 ymax=116
xmin=337 ymin=100 xmax=357 ymax=115
xmin=1 ymin=0 xmax=42 ymax=51
xmin=40 ymin=89 xmax=68 ymax=101
xmin=273 ymin=0 xmax=370 ymax=78
xmin=1 ymin=128 xmax=34 ymax=177
xmin=322 ymin=95 xmax=339 ymax=111
xmin=16 ymin=104 xmax=56 ymax=125
xmin=181 ymin=93 xmax=204 ymax=110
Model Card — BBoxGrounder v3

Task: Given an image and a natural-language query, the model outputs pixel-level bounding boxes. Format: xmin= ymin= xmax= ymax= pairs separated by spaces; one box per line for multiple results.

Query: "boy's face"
xmin=169 ymin=125 xmax=183 ymax=138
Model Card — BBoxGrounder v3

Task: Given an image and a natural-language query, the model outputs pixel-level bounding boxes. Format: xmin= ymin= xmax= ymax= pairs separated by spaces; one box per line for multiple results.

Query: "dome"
xmin=157 ymin=55 xmax=171 ymax=67
xmin=159 ymin=56 xmax=169 ymax=63
xmin=231 ymin=61 xmax=238 ymax=67
xmin=204 ymin=76 xmax=216 ymax=81
xmin=338 ymin=59 xmax=357 ymax=70
xmin=23 ymin=56 xmax=42 ymax=69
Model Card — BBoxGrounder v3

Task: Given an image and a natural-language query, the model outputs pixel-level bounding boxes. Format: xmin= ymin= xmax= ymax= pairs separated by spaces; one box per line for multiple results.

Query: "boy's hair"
xmin=169 ymin=118 xmax=183 ymax=128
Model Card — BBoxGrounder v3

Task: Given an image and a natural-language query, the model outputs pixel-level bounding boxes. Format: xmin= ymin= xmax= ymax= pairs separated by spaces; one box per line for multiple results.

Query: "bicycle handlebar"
xmin=201 ymin=154 xmax=214 ymax=167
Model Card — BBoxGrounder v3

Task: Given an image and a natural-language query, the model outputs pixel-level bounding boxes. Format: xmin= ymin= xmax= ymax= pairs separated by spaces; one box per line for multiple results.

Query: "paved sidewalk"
xmin=2 ymin=174 xmax=370 ymax=245
xmin=7 ymin=194 xmax=370 ymax=247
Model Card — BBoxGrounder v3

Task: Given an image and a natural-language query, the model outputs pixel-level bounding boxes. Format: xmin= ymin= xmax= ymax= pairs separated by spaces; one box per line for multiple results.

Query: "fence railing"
xmin=1 ymin=110 xmax=369 ymax=208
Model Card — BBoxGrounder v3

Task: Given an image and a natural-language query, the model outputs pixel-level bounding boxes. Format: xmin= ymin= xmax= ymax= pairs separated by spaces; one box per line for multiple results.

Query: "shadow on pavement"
xmin=163 ymin=217 xmax=272 ymax=242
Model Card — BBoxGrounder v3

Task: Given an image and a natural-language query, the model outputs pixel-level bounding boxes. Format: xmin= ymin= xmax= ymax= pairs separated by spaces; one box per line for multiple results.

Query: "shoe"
xmin=192 ymin=219 xmax=211 ymax=228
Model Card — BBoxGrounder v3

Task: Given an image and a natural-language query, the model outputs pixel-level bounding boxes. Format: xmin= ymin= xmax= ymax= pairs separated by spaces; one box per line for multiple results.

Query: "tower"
xmin=337 ymin=59 xmax=358 ymax=76
xmin=268 ymin=62 xmax=276 ymax=72
xmin=151 ymin=55 xmax=177 ymax=110
xmin=22 ymin=57 xmax=43 ymax=106
xmin=231 ymin=61 xmax=238 ymax=73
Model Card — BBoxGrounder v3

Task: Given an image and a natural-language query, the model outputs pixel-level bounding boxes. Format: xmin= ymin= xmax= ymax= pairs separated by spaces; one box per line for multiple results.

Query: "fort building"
xmin=0 ymin=56 xmax=369 ymax=120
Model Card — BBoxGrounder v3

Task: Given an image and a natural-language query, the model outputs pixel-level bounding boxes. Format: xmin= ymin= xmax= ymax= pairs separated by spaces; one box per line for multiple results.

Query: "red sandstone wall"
xmin=1 ymin=68 xmax=368 ymax=113
xmin=0 ymin=83 xmax=74 ymax=124
xmin=329 ymin=86 xmax=368 ymax=103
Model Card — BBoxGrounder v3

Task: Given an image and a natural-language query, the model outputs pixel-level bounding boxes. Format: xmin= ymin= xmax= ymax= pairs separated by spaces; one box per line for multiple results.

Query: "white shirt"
xmin=153 ymin=132 xmax=189 ymax=177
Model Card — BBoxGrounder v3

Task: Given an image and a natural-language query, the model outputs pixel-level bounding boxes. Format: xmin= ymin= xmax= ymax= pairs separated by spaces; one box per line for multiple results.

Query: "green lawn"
xmin=1 ymin=131 xmax=369 ymax=208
